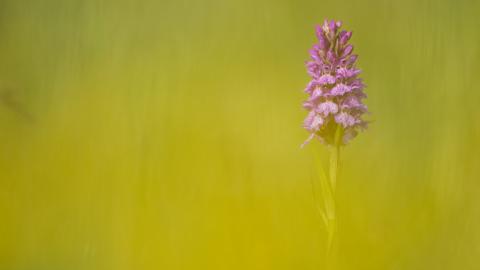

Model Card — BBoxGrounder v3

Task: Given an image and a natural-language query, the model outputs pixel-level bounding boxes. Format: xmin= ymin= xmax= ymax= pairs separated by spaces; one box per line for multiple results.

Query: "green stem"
xmin=329 ymin=142 xmax=340 ymax=194
xmin=326 ymin=125 xmax=343 ymax=262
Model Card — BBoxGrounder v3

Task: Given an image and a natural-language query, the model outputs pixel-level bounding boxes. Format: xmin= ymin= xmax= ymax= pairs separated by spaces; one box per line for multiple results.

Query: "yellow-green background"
xmin=1 ymin=0 xmax=479 ymax=269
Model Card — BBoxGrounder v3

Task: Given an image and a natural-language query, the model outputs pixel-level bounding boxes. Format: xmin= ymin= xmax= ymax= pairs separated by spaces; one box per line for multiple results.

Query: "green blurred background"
xmin=1 ymin=0 xmax=479 ymax=269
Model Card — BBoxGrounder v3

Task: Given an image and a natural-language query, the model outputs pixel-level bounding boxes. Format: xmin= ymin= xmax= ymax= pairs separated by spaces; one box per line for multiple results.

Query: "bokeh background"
xmin=1 ymin=0 xmax=479 ymax=269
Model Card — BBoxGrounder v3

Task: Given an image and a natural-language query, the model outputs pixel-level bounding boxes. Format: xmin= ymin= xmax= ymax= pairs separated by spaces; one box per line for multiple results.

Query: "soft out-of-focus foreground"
xmin=1 ymin=0 xmax=479 ymax=269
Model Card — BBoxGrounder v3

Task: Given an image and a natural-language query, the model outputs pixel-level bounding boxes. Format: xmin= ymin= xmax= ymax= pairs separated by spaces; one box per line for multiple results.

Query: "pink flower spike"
xmin=301 ymin=19 xmax=369 ymax=145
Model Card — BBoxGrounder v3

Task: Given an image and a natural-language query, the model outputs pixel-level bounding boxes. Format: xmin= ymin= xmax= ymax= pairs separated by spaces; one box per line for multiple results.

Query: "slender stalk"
xmin=326 ymin=125 xmax=343 ymax=265
xmin=329 ymin=140 xmax=340 ymax=193
xmin=312 ymin=125 xmax=343 ymax=268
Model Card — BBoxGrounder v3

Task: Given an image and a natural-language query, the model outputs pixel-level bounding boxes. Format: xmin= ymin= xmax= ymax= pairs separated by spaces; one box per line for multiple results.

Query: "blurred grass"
xmin=1 ymin=0 xmax=480 ymax=269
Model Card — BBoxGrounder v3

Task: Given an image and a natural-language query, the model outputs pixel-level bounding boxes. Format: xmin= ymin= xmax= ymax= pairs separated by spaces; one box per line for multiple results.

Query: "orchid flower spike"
xmin=302 ymin=19 xmax=368 ymax=147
